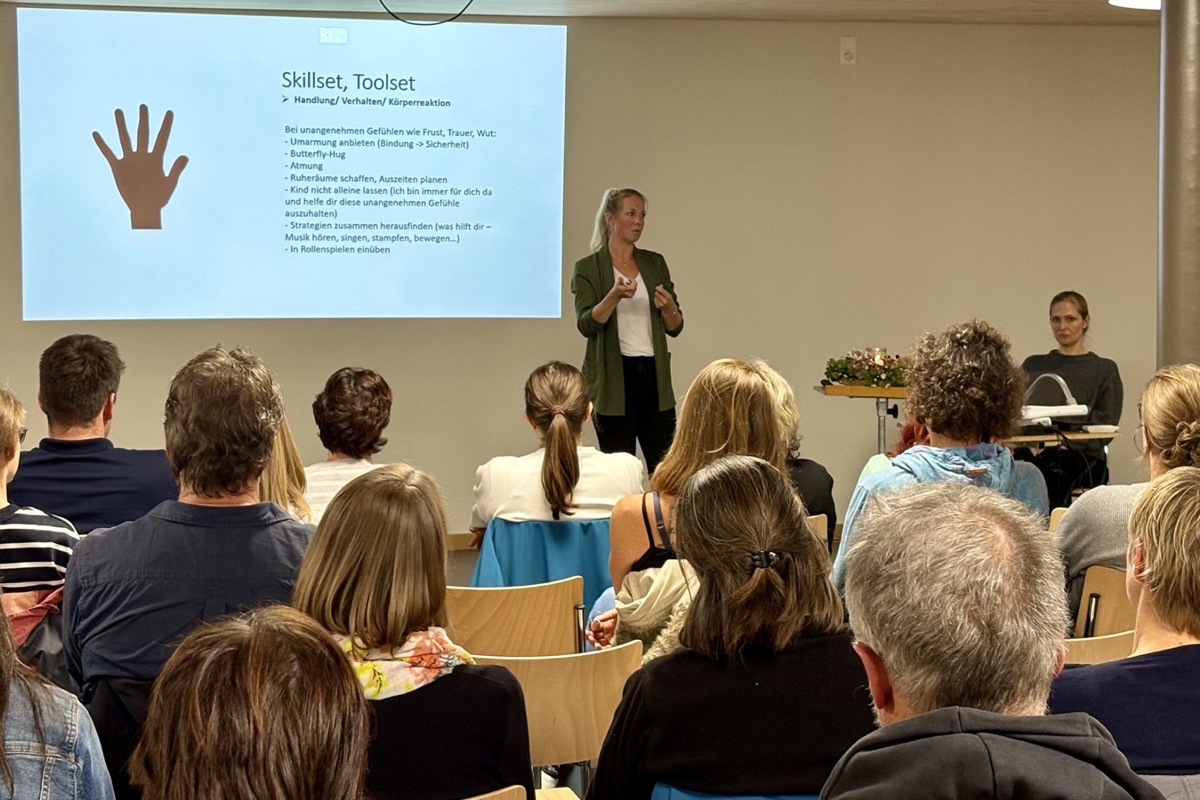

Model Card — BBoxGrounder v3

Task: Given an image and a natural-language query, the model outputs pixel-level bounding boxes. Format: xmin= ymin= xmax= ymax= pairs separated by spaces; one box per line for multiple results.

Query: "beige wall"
xmin=0 ymin=10 xmax=1160 ymax=526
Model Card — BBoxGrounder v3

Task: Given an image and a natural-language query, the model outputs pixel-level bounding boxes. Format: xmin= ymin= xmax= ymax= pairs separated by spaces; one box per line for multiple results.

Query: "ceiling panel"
xmin=0 ymin=0 xmax=1161 ymax=25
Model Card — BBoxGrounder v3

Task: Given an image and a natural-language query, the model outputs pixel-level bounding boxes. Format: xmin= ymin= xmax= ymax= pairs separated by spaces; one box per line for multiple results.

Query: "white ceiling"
xmin=1 ymin=0 xmax=1161 ymax=26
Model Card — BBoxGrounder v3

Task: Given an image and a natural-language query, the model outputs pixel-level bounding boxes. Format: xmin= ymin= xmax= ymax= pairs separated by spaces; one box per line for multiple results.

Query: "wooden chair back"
xmin=1075 ymin=566 xmax=1137 ymax=638
xmin=1065 ymin=630 xmax=1135 ymax=665
xmin=1048 ymin=507 xmax=1068 ymax=535
xmin=806 ymin=514 xmax=828 ymax=552
xmin=446 ymin=576 xmax=583 ymax=657
xmin=447 ymin=532 xmax=477 ymax=552
xmin=463 ymin=786 xmax=526 ymax=800
xmin=475 ymin=640 xmax=644 ymax=768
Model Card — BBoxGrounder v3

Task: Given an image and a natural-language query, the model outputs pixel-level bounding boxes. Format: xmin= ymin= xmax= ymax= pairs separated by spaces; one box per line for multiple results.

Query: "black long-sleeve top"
xmin=587 ymin=632 xmax=876 ymax=800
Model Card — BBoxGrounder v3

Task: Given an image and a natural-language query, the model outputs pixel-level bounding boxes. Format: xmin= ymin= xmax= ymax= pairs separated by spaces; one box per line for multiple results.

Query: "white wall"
xmin=0 ymin=10 xmax=1160 ymax=526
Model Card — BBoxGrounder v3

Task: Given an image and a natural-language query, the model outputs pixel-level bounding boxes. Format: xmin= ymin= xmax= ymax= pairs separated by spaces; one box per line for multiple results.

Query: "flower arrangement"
xmin=824 ymin=348 xmax=908 ymax=387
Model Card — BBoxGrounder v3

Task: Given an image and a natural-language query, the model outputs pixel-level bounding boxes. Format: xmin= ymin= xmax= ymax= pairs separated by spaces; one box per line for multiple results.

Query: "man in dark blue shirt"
xmin=7 ymin=334 xmax=176 ymax=532
xmin=63 ymin=346 xmax=313 ymax=688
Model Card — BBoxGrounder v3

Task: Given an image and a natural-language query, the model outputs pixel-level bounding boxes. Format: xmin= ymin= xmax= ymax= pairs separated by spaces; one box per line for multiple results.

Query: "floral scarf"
xmin=335 ymin=626 xmax=475 ymax=700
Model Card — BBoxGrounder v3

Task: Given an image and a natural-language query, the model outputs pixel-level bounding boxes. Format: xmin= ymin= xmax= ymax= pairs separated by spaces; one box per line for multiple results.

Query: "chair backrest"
xmin=652 ymin=785 xmax=818 ymax=800
xmin=471 ymin=518 xmax=612 ymax=610
xmin=1064 ymin=630 xmax=1135 ymax=665
xmin=1075 ymin=566 xmax=1137 ymax=638
xmin=446 ymin=576 xmax=583 ymax=657
xmin=463 ymin=785 xmax=526 ymax=800
xmin=1048 ymin=507 xmax=1068 ymax=535
xmin=806 ymin=514 xmax=827 ymax=552
xmin=447 ymin=531 xmax=477 ymax=552
xmin=475 ymin=639 xmax=643 ymax=768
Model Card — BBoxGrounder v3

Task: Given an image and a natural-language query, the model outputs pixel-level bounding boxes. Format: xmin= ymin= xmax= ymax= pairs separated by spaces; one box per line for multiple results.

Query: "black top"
xmin=788 ymin=457 xmax=837 ymax=538
xmin=587 ymin=632 xmax=875 ymax=799
xmin=366 ymin=664 xmax=535 ymax=800
xmin=1021 ymin=351 xmax=1123 ymax=428
xmin=628 ymin=491 xmax=676 ymax=573
xmin=1049 ymin=645 xmax=1200 ymax=775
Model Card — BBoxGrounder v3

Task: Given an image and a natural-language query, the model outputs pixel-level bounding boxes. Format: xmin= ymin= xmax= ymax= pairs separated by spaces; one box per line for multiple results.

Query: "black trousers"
xmin=594 ymin=356 xmax=676 ymax=474
xmin=1014 ymin=445 xmax=1109 ymax=508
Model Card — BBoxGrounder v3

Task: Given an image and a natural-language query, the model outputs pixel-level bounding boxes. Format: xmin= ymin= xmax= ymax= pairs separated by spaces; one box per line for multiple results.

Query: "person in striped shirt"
xmin=0 ymin=388 xmax=78 ymax=593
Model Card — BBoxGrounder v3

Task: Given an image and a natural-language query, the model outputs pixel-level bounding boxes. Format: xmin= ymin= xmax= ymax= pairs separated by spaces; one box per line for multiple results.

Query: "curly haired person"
xmin=831 ymin=320 xmax=1048 ymax=593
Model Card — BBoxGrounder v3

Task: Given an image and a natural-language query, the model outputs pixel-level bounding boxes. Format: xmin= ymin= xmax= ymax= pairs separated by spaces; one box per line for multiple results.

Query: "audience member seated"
xmin=755 ymin=360 xmax=837 ymax=542
xmin=64 ymin=346 xmax=311 ymax=686
xmin=0 ymin=607 xmax=114 ymax=799
xmin=128 ymin=606 xmax=367 ymax=800
xmin=1021 ymin=290 xmax=1123 ymax=499
xmin=469 ymin=360 xmax=644 ymax=542
xmin=823 ymin=482 xmax=1159 ymax=800
xmin=857 ymin=417 xmax=931 ymax=483
xmin=590 ymin=358 xmax=787 ymax=658
xmin=832 ymin=320 xmax=1049 ymax=593
xmin=293 ymin=464 xmax=534 ymax=800
xmin=1056 ymin=363 xmax=1200 ymax=624
xmin=305 ymin=366 xmax=392 ymax=522
xmin=1050 ymin=467 xmax=1200 ymax=792
xmin=63 ymin=347 xmax=312 ymax=797
xmin=0 ymin=388 xmax=78 ymax=595
xmin=588 ymin=455 xmax=875 ymax=799
xmin=8 ymin=334 xmax=176 ymax=532
xmin=260 ymin=416 xmax=312 ymax=522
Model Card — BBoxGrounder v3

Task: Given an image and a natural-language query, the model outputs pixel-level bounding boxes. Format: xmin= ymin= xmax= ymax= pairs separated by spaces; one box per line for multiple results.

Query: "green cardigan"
xmin=571 ymin=247 xmax=683 ymax=416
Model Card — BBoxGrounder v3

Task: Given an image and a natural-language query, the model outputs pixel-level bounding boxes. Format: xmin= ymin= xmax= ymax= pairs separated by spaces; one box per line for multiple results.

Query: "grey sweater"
xmin=1055 ymin=483 xmax=1148 ymax=623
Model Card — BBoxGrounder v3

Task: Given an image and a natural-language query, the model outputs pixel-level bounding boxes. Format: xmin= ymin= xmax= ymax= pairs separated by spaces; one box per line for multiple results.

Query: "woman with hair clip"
xmin=587 ymin=455 xmax=875 ymax=799
xmin=294 ymin=464 xmax=535 ymax=800
xmin=571 ymin=187 xmax=683 ymax=474
xmin=1055 ymin=363 xmax=1200 ymax=626
xmin=469 ymin=361 xmax=645 ymax=543
xmin=129 ymin=606 xmax=367 ymax=800
xmin=589 ymin=358 xmax=790 ymax=656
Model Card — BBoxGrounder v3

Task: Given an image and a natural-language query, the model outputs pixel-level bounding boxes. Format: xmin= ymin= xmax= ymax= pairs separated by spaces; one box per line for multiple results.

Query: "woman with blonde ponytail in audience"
xmin=587 ymin=456 xmax=875 ymax=800
xmin=469 ymin=361 xmax=645 ymax=542
xmin=1055 ymin=363 xmax=1200 ymax=625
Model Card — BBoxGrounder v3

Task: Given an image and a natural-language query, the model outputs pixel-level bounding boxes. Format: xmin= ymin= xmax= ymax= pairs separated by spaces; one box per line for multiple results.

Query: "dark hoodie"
xmin=821 ymin=707 xmax=1165 ymax=800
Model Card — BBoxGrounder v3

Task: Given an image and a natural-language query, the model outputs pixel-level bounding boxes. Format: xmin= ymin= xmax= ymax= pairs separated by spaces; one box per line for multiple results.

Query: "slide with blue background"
xmin=17 ymin=8 xmax=566 ymax=320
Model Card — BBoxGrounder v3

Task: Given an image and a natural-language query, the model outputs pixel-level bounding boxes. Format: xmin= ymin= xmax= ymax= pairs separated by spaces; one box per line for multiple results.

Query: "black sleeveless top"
xmin=628 ymin=492 xmax=676 ymax=573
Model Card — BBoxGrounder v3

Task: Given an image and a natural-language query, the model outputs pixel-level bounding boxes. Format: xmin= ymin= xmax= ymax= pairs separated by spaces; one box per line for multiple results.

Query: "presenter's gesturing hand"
xmin=589 ymin=274 xmax=638 ymax=325
xmin=654 ymin=284 xmax=682 ymax=332
xmin=93 ymin=104 xmax=189 ymax=230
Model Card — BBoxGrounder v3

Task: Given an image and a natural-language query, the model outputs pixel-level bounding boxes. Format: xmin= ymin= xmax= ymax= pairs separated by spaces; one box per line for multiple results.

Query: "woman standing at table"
xmin=572 ymin=188 xmax=683 ymax=474
xmin=1022 ymin=290 xmax=1123 ymax=495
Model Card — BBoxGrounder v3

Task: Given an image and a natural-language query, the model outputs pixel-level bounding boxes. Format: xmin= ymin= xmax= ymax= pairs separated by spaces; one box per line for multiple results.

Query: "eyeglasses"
xmin=18 ymin=428 xmax=27 ymax=444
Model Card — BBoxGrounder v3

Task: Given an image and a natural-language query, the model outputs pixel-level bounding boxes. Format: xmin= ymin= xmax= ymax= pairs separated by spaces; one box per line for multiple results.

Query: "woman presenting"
xmin=572 ymin=188 xmax=683 ymax=474
xmin=1022 ymin=290 xmax=1123 ymax=497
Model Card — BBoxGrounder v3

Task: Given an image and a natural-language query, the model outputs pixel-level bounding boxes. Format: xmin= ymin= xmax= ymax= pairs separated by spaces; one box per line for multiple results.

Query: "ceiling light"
xmin=1108 ymin=0 xmax=1161 ymax=9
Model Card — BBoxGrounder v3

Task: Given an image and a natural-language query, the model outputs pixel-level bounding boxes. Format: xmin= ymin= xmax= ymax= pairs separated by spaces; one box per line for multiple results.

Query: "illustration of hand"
xmin=93 ymin=104 xmax=188 ymax=229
